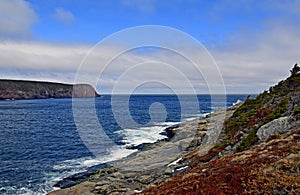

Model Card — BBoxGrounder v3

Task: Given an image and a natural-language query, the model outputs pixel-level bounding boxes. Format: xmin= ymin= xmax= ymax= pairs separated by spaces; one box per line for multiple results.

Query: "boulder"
xmin=257 ymin=117 xmax=291 ymax=141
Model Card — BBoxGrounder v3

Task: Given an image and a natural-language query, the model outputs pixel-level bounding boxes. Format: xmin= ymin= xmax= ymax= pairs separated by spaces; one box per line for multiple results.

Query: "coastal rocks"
xmin=49 ymin=108 xmax=231 ymax=195
xmin=164 ymin=167 xmax=173 ymax=175
xmin=49 ymin=181 xmax=96 ymax=195
xmin=88 ymin=168 xmax=163 ymax=194
xmin=53 ymin=163 xmax=109 ymax=189
xmin=257 ymin=116 xmax=293 ymax=141
xmin=201 ymin=109 xmax=226 ymax=146
xmin=54 ymin=180 xmax=77 ymax=189
xmin=160 ymin=125 xmax=178 ymax=140
xmin=49 ymin=119 xmax=200 ymax=194
xmin=224 ymin=145 xmax=236 ymax=155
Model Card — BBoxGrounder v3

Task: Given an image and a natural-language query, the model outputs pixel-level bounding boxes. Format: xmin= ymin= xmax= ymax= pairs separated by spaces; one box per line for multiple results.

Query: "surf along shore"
xmin=48 ymin=105 xmax=238 ymax=195
xmin=48 ymin=65 xmax=300 ymax=194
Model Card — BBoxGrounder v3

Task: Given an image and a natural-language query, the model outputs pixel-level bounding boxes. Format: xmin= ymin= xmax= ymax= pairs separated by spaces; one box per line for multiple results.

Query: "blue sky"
xmin=24 ymin=1 xmax=281 ymax=45
xmin=0 ymin=0 xmax=300 ymax=94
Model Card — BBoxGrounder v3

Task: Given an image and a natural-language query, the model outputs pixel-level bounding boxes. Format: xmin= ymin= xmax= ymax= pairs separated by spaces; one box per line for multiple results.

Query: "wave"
xmin=40 ymin=122 xmax=182 ymax=193
xmin=115 ymin=113 xmax=210 ymax=148
xmin=115 ymin=123 xmax=178 ymax=147
xmin=0 ymin=185 xmax=53 ymax=195
xmin=233 ymin=99 xmax=243 ymax=106
xmin=49 ymin=147 xmax=136 ymax=185
xmin=47 ymin=114 xmax=211 ymax=193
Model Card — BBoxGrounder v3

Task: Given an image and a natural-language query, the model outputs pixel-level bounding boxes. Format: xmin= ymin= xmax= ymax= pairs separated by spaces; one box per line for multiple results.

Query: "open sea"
xmin=0 ymin=95 xmax=249 ymax=194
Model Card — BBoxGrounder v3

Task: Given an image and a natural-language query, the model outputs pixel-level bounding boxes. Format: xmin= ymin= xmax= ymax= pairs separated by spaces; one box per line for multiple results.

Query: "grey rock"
xmin=96 ymin=180 xmax=111 ymax=186
xmin=257 ymin=117 xmax=291 ymax=141
xmin=224 ymin=145 xmax=236 ymax=155
xmin=164 ymin=167 xmax=173 ymax=175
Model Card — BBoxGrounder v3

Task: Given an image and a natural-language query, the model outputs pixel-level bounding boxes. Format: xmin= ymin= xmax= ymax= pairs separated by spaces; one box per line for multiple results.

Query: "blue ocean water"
xmin=0 ymin=95 xmax=248 ymax=194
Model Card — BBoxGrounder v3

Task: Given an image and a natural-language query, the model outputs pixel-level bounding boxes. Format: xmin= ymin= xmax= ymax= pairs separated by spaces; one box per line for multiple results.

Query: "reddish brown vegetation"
xmin=186 ymin=145 xmax=225 ymax=167
xmin=141 ymin=128 xmax=300 ymax=194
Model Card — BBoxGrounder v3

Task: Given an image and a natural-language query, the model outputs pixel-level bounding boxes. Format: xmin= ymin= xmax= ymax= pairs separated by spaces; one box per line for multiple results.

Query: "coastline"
xmin=0 ymin=79 xmax=100 ymax=100
xmin=48 ymin=106 xmax=236 ymax=194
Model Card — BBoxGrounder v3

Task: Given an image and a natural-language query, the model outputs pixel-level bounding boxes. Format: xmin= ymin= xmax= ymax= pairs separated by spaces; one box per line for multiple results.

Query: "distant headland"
xmin=0 ymin=79 xmax=100 ymax=100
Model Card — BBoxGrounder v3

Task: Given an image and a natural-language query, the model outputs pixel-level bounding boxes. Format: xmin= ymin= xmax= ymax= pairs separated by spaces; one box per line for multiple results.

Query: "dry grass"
xmin=141 ymin=128 xmax=300 ymax=194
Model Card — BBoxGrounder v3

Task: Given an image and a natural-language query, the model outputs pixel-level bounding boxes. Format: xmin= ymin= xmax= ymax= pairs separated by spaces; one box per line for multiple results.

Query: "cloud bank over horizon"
xmin=0 ymin=0 xmax=299 ymax=94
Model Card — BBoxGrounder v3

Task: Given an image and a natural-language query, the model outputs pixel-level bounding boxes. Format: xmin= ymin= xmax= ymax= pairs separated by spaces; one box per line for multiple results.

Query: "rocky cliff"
xmin=0 ymin=79 xmax=100 ymax=100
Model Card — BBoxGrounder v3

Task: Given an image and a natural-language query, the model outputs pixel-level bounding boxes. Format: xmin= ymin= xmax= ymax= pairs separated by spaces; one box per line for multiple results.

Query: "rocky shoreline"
xmin=48 ymin=106 xmax=236 ymax=195
xmin=52 ymin=123 xmax=179 ymax=189
xmin=49 ymin=100 xmax=300 ymax=194
xmin=47 ymin=65 xmax=300 ymax=194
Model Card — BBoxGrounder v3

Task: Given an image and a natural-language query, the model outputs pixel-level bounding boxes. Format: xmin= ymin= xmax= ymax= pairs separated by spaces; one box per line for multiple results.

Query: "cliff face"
xmin=0 ymin=80 xmax=100 ymax=100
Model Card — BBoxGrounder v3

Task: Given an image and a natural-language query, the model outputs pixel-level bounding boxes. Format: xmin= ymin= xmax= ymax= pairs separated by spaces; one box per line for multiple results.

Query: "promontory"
xmin=0 ymin=79 xmax=100 ymax=100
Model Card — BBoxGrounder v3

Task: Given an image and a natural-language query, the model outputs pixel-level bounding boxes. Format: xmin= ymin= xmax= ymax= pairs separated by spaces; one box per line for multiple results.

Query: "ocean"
xmin=0 ymin=95 xmax=248 ymax=194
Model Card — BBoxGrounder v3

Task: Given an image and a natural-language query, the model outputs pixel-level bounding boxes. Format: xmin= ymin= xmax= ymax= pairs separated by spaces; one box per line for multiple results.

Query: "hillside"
xmin=224 ymin=63 xmax=300 ymax=152
xmin=142 ymin=64 xmax=300 ymax=194
xmin=0 ymin=79 xmax=100 ymax=100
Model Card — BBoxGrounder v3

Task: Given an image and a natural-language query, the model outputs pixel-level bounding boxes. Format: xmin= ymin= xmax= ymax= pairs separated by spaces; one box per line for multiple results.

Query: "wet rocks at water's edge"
xmin=49 ymin=113 xmax=217 ymax=194
xmin=53 ymin=163 xmax=109 ymax=189
xmin=125 ymin=124 xmax=178 ymax=151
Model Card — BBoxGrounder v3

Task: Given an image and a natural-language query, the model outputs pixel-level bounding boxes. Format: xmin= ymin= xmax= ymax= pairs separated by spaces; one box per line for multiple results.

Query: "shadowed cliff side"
xmin=0 ymin=80 xmax=100 ymax=100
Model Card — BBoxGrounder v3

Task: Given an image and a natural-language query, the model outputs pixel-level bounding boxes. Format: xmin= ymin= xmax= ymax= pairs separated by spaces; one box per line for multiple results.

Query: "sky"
xmin=0 ymin=0 xmax=299 ymax=94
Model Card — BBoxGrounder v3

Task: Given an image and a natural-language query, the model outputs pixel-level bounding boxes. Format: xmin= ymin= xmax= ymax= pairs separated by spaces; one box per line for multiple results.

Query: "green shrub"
xmin=214 ymin=143 xmax=222 ymax=148
xmin=236 ymin=130 xmax=258 ymax=152
xmin=294 ymin=106 xmax=300 ymax=115
xmin=264 ymin=97 xmax=289 ymax=123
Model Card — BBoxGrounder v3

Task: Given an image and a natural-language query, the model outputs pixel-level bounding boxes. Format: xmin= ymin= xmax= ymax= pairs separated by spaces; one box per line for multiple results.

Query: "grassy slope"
xmin=225 ymin=68 xmax=300 ymax=151
xmin=142 ymin=128 xmax=300 ymax=194
xmin=142 ymin=65 xmax=300 ymax=194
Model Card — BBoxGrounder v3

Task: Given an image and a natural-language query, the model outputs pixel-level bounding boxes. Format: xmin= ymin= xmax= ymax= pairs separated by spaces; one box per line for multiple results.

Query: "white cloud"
xmin=1 ymin=6 xmax=300 ymax=95
xmin=213 ymin=19 xmax=300 ymax=93
xmin=0 ymin=41 xmax=218 ymax=94
xmin=0 ymin=41 xmax=88 ymax=84
xmin=52 ymin=7 xmax=75 ymax=25
xmin=0 ymin=41 xmax=87 ymax=70
xmin=0 ymin=0 xmax=38 ymax=39
xmin=1 ymin=25 xmax=299 ymax=95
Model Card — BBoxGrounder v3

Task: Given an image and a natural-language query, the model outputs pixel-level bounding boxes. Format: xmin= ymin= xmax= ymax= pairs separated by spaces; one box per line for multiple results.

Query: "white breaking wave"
xmin=116 ymin=126 xmax=168 ymax=146
xmin=0 ymin=185 xmax=52 ymax=195
xmin=115 ymin=121 xmax=180 ymax=147
xmin=52 ymin=147 xmax=136 ymax=171
xmin=116 ymin=114 xmax=209 ymax=147
xmin=233 ymin=99 xmax=243 ymax=106
xmin=45 ymin=146 xmax=137 ymax=194
xmin=46 ymin=116 xmax=209 ymax=194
